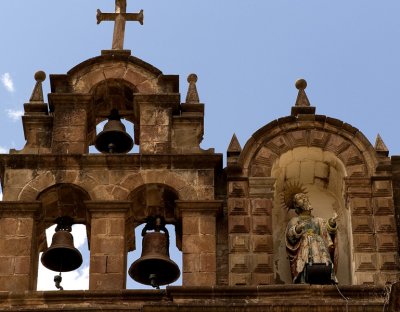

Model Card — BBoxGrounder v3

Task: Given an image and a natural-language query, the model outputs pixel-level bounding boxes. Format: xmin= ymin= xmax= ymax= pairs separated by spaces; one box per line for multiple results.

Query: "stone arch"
xmin=118 ymin=171 xmax=198 ymax=201
xmin=239 ymin=115 xmax=378 ymax=178
xmin=126 ymin=183 xmax=182 ymax=254
xmin=19 ymin=171 xmax=93 ymax=202
xmin=36 ymin=183 xmax=91 ymax=225
xmin=237 ymin=115 xmax=381 ymax=286
xmin=67 ymin=55 xmax=168 ymax=94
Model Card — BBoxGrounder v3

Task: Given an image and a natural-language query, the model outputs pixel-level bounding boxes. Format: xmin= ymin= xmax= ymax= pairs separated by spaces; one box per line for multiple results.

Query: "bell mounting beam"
xmin=97 ymin=0 xmax=144 ymax=50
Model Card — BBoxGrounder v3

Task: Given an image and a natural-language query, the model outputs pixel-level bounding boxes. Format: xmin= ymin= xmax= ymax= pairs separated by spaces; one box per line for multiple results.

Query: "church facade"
xmin=0 ymin=1 xmax=399 ymax=311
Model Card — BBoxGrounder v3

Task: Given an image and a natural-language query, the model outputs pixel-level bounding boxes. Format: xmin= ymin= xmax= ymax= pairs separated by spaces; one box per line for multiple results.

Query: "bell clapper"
xmin=149 ymin=274 xmax=160 ymax=289
xmin=54 ymin=273 xmax=64 ymax=291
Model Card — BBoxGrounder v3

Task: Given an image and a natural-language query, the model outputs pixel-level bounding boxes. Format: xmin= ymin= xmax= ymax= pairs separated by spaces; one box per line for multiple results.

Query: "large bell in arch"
xmin=41 ymin=217 xmax=83 ymax=273
xmin=128 ymin=217 xmax=180 ymax=288
xmin=95 ymin=109 xmax=133 ymax=153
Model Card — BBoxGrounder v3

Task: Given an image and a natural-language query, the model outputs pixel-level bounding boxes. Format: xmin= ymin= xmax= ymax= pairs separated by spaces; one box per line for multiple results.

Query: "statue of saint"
xmin=283 ymin=186 xmax=338 ymax=284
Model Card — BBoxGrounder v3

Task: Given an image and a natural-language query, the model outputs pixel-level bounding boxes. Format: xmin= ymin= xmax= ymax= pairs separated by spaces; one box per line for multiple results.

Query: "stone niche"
xmin=271 ymin=146 xmax=352 ymax=285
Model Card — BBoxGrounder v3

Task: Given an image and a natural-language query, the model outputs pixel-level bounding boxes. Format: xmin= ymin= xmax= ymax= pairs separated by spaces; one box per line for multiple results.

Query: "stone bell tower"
xmin=0 ymin=0 xmax=223 ymax=293
xmin=0 ymin=1 xmax=399 ymax=311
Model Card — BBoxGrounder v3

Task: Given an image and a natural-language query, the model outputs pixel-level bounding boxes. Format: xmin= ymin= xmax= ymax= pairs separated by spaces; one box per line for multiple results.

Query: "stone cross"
xmin=97 ymin=0 xmax=144 ymax=50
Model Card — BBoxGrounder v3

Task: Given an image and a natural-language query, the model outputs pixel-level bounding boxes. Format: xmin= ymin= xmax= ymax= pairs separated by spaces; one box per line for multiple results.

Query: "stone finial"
xmin=185 ymin=73 xmax=200 ymax=104
xmin=375 ymin=134 xmax=389 ymax=157
xmin=29 ymin=71 xmax=46 ymax=103
xmin=227 ymin=133 xmax=242 ymax=155
xmin=294 ymin=79 xmax=310 ymax=107
xmin=291 ymin=78 xmax=316 ymax=116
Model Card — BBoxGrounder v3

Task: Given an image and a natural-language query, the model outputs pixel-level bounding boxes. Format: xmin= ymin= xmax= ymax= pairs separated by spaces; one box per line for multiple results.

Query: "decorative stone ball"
xmin=295 ymin=78 xmax=307 ymax=90
xmin=187 ymin=73 xmax=198 ymax=83
xmin=34 ymin=71 xmax=46 ymax=82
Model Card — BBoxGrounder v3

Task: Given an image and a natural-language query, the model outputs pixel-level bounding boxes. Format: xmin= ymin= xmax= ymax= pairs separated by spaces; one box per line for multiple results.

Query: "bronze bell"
xmin=128 ymin=218 xmax=180 ymax=288
xmin=95 ymin=109 xmax=133 ymax=154
xmin=41 ymin=217 xmax=83 ymax=272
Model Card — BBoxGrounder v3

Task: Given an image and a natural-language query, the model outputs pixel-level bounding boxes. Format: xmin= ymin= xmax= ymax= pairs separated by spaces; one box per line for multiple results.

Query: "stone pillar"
xmin=176 ymin=200 xmax=222 ymax=286
xmin=227 ymin=177 xmax=275 ymax=286
xmin=0 ymin=202 xmax=41 ymax=292
xmin=86 ymin=201 xmax=130 ymax=290
xmin=135 ymin=94 xmax=180 ymax=154
xmin=48 ymin=94 xmax=92 ymax=154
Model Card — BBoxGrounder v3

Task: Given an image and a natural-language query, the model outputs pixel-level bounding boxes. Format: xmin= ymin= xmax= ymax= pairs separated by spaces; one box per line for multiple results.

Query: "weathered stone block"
xmin=53 ymin=126 xmax=86 ymax=142
xmin=373 ymin=180 xmax=391 ymax=194
xmin=285 ymin=162 xmax=300 ymax=180
xmin=198 ymin=170 xmax=214 ymax=186
xmin=374 ymin=215 xmax=396 ymax=233
xmin=376 ymin=234 xmax=398 ymax=252
xmin=228 ymin=181 xmax=248 ymax=197
xmin=250 ymin=198 xmax=272 ymax=216
xmin=0 ymin=218 xmax=18 ymax=236
xmin=353 ymin=234 xmax=376 ymax=252
xmin=183 ymin=253 xmax=199 ymax=273
xmin=230 ymin=254 xmax=250 ymax=274
xmin=91 ymin=219 xmax=108 ymax=235
xmin=90 ymin=255 xmax=107 ymax=274
xmin=350 ymin=197 xmax=372 ymax=215
xmin=300 ymin=161 xmax=315 ymax=184
xmin=378 ymin=253 xmax=399 ymax=271
xmin=108 ymin=219 xmax=125 ymax=236
xmin=252 ymin=273 xmax=274 ymax=285
xmin=0 ymin=276 xmax=30 ymax=292
xmin=182 ymin=234 xmax=215 ymax=253
xmin=228 ymin=216 xmax=250 ymax=234
xmin=106 ymin=255 xmax=124 ymax=273
xmin=91 ymin=237 xmax=124 ymax=254
xmin=354 ymin=253 xmax=377 ymax=271
xmin=252 ymin=254 xmax=273 ymax=273
xmin=228 ymin=198 xmax=249 ymax=216
xmin=199 ymin=216 xmax=215 ymax=235
xmin=0 ymin=257 xmax=14 ymax=274
xmin=90 ymin=273 xmax=125 ymax=290
xmin=182 ymin=216 xmax=199 ymax=235
xmin=200 ymin=253 xmax=216 ymax=272
xmin=314 ymin=161 xmax=329 ymax=179
xmin=354 ymin=272 xmax=374 ymax=285
xmin=351 ymin=216 xmax=374 ymax=233
xmin=14 ymin=256 xmax=31 ymax=274
xmin=252 ymin=215 xmax=272 ymax=235
xmin=229 ymin=235 xmax=250 ymax=253
xmin=251 ymin=235 xmax=273 ymax=253
xmin=229 ymin=273 xmax=251 ymax=286
xmin=373 ymin=197 xmax=394 ymax=215
xmin=0 ymin=238 xmax=31 ymax=256
xmin=183 ymin=272 xmax=215 ymax=286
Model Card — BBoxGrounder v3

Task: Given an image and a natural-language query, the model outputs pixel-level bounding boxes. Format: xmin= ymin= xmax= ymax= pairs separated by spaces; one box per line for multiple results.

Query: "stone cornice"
xmin=0 ymin=285 xmax=390 ymax=311
xmin=0 ymin=154 xmax=223 ymax=171
xmin=175 ymin=200 xmax=223 ymax=217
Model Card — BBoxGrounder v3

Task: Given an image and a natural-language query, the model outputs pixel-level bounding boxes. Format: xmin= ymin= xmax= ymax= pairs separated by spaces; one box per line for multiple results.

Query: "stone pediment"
xmin=50 ymin=50 xmax=178 ymax=95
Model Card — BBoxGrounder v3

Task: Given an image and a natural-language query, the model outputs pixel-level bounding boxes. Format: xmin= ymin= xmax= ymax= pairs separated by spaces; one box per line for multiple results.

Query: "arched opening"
xmin=36 ymin=184 xmax=90 ymax=290
xmin=88 ymin=79 xmax=138 ymax=153
xmin=271 ymin=147 xmax=353 ymax=285
xmin=126 ymin=184 xmax=183 ymax=289
xmin=37 ymin=224 xmax=89 ymax=290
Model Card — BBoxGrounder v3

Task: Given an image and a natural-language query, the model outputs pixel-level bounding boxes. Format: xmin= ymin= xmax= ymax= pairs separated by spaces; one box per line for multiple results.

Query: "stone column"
xmin=86 ymin=201 xmax=130 ymax=290
xmin=227 ymin=177 xmax=275 ymax=286
xmin=48 ymin=94 xmax=92 ymax=154
xmin=176 ymin=200 xmax=222 ymax=286
xmin=0 ymin=202 xmax=41 ymax=292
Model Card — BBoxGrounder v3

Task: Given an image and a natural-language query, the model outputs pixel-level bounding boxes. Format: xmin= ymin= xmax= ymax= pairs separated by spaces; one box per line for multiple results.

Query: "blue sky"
xmin=1 ymin=0 xmax=400 ymax=289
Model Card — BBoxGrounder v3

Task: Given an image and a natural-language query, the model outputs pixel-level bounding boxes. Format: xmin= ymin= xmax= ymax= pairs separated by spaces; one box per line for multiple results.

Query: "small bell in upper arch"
xmin=95 ymin=109 xmax=133 ymax=154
